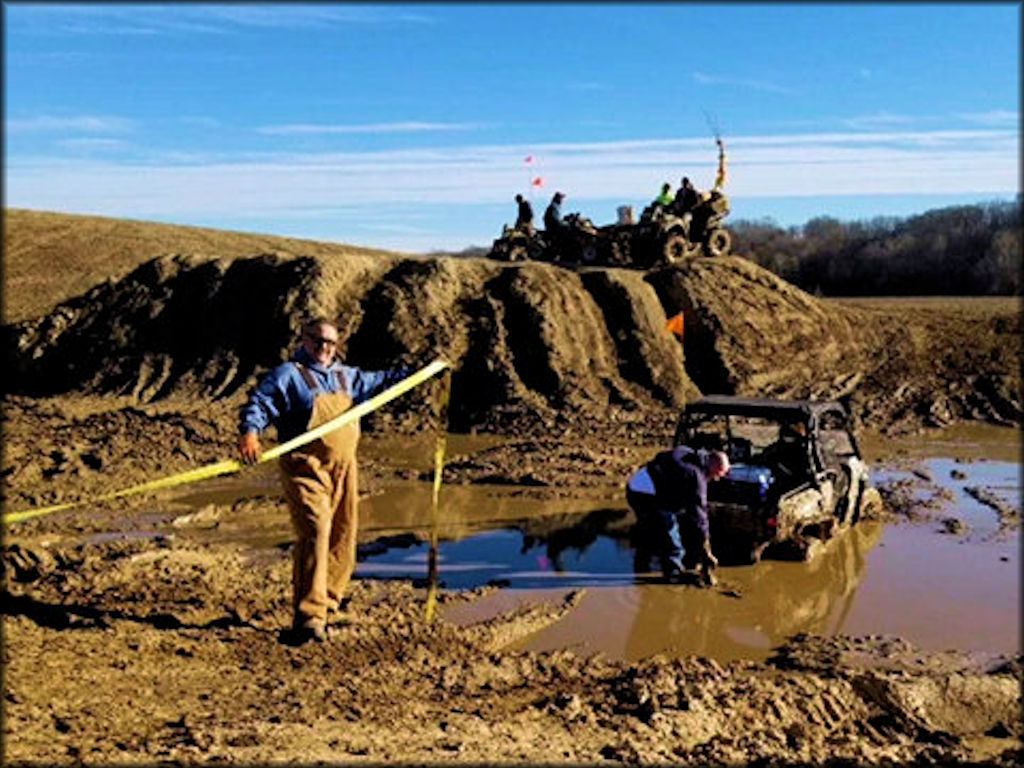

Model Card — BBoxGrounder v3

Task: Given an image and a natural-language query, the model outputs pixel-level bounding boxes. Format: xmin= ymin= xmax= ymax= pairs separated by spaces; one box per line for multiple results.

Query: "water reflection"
xmin=439 ymin=518 xmax=885 ymax=662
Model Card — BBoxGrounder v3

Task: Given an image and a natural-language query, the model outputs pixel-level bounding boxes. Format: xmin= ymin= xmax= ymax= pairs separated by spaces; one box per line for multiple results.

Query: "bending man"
xmin=626 ymin=446 xmax=730 ymax=584
xmin=239 ymin=317 xmax=407 ymax=644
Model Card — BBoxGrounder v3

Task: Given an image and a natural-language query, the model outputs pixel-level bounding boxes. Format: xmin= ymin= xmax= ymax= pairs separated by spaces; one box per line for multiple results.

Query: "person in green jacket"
xmin=654 ymin=182 xmax=675 ymax=208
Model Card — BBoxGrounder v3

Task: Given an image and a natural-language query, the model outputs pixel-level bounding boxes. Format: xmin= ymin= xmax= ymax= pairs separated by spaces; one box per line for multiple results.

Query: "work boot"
xmin=284 ymin=619 xmax=328 ymax=646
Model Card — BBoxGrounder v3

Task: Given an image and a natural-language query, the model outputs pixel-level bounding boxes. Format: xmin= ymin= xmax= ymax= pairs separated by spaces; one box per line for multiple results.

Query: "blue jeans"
xmin=627 ymin=488 xmax=684 ymax=577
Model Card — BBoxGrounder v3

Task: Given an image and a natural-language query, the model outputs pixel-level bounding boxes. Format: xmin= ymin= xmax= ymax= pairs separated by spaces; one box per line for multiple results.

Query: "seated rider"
xmin=544 ymin=192 xmax=566 ymax=232
xmin=652 ymin=182 xmax=675 ymax=216
xmin=760 ymin=420 xmax=811 ymax=489
xmin=673 ymin=177 xmax=700 ymax=217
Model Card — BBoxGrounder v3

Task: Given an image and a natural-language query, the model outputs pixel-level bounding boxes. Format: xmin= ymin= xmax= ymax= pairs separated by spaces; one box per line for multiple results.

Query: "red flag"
xmin=524 ymin=154 xmax=534 ymax=164
xmin=531 ymin=176 xmax=544 ymax=187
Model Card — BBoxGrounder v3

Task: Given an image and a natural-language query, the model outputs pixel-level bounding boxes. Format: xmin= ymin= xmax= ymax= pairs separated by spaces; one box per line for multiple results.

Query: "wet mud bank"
xmin=3 ymin=421 xmax=1021 ymax=765
xmin=2 ymin=529 xmax=1021 ymax=766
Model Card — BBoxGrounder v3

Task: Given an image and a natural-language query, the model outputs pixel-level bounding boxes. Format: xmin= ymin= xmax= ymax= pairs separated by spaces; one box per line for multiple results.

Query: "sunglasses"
xmin=306 ymin=335 xmax=338 ymax=347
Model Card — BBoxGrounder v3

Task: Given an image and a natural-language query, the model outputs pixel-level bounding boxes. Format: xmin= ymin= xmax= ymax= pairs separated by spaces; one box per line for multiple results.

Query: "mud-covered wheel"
xmin=662 ymin=234 xmax=689 ymax=264
xmin=703 ymin=228 xmax=731 ymax=257
xmin=749 ymin=540 xmax=771 ymax=564
xmin=490 ymin=243 xmax=509 ymax=261
xmin=853 ymin=486 xmax=883 ymax=524
xmin=610 ymin=234 xmax=631 ymax=266
xmin=507 ymin=244 xmax=528 ymax=262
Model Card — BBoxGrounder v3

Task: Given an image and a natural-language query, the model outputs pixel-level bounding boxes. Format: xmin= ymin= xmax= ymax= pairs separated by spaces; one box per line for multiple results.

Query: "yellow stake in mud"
xmin=424 ymin=368 xmax=452 ymax=624
xmin=3 ymin=359 xmax=451 ymax=525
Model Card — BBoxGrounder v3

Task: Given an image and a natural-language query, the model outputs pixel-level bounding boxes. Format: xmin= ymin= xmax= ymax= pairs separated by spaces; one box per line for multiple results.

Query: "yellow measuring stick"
xmin=3 ymin=358 xmax=451 ymax=525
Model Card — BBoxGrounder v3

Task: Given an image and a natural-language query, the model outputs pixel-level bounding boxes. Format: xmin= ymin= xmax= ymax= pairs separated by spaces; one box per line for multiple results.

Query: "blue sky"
xmin=4 ymin=2 xmax=1020 ymax=252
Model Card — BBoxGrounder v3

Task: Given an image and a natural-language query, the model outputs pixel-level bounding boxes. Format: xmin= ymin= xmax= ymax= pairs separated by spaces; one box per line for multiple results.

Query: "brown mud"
xmin=2 ymin=210 xmax=1021 ymax=764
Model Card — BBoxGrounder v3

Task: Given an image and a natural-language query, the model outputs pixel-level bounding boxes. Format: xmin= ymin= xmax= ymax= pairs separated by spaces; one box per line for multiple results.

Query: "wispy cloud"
xmin=7 ymin=128 xmax=1017 ymax=250
xmin=566 ymin=82 xmax=609 ymax=92
xmin=9 ymin=4 xmax=433 ymax=37
xmin=56 ymin=138 xmax=130 ymax=151
xmin=955 ymin=110 xmax=1019 ymax=127
xmin=841 ymin=112 xmax=920 ymax=130
xmin=256 ymin=122 xmax=488 ymax=136
xmin=692 ymin=71 xmax=796 ymax=95
xmin=178 ymin=116 xmax=223 ymax=128
xmin=6 ymin=115 xmax=136 ymax=134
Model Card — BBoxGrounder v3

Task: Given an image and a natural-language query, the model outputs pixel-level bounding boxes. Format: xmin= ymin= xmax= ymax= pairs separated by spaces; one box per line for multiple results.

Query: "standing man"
xmin=514 ymin=193 xmax=534 ymax=235
xmin=239 ymin=317 xmax=408 ymax=644
xmin=626 ymin=446 xmax=730 ymax=585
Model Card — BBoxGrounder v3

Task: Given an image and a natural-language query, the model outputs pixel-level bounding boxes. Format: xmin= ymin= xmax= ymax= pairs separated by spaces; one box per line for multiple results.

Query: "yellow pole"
xmin=423 ymin=368 xmax=452 ymax=624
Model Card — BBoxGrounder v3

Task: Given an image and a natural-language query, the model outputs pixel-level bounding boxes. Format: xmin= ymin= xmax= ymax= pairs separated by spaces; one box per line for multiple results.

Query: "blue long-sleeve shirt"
xmin=239 ymin=347 xmax=407 ymax=442
xmin=646 ymin=446 xmax=711 ymax=538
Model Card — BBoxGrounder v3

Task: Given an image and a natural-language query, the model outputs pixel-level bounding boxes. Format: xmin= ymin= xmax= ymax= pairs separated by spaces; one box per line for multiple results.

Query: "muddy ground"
xmin=2 ymin=210 xmax=1021 ymax=764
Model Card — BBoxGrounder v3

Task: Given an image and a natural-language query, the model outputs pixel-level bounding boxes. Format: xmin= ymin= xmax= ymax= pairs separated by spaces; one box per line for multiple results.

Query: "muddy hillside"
xmin=4 ymin=210 xmax=1021 ymax=436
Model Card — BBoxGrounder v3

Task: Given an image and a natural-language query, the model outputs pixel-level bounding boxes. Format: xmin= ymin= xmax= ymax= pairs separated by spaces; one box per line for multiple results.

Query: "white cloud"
xmin=955 ymin=110 xmax=1019 ymax=127
xmin=256 ymin=122 xmax=488 ymax=136
xmin=692 ymin=71 xmax=796 ymax=95
xmin=56 ymin=138 xmax=129 ymax=151
xmin=566 ymin=82 xmax=609 ymax=92
xmin=6 ymin=115 xmax=136 ymax=134
xmin=10 ymin=4 xmax=433 ymax=37
xmin=841 ymin=112 xmax=920 ymax=130
xmin=6 ymin=128 xmax=1018 ymax=251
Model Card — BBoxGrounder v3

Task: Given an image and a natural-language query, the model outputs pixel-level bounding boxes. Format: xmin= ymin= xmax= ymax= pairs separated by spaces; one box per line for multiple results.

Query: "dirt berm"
xmin=5 ymin=210 xmax=1020 ymax=437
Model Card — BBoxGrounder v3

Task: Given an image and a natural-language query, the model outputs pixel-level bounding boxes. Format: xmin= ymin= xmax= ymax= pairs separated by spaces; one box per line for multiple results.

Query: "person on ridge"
xmin=654 ymin=182 xmax=675 ymax=209
xmin=543 ymin=191 xmax=566 ymax=232
xmin=238 ymin=317 xmax=408 ymax=645
xmin=514 ymin=193 xmax=534 ymax=235
xmin=674 ymin=177 xmax=700 ymax=216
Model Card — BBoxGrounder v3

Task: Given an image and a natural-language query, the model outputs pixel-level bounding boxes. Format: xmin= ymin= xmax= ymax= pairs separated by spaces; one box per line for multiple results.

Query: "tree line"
xmin=729 ymin=197 xmax=1021 ymax=296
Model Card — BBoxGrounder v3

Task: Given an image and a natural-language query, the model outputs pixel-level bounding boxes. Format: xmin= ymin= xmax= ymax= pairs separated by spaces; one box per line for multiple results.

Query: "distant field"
xmin=2 ymin=208 xmax=406 ymax=324
xmin=833 ymin=296 xmax=1020 ymax=311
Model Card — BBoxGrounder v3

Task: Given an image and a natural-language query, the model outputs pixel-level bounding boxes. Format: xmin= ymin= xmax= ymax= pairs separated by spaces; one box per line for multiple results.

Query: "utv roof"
xmin=683 ymin=395 xmax=848 ymax=421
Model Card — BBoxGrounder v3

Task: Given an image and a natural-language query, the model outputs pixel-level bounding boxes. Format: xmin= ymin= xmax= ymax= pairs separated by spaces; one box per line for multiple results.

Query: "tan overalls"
xmin=278 ymin=364 xmax=361 ymax=630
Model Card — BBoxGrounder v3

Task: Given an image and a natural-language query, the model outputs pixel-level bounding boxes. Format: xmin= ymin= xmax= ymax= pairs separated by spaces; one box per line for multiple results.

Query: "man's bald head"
xmin=707 ymin=450 xmax=730 ymax=481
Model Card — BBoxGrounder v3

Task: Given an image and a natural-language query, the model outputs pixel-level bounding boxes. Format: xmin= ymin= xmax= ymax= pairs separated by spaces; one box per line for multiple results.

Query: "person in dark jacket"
xmin=626 ymin=446 xmax=730 ymax=583
xmin=543 ymin=191 xmax=566 ymax=232
xmin=514 ymin=193 xmax=534 ymax=234
xmin=674 ymin=177 xmax=700 ymax=216
xmin=239 ymin=317 xmax=408 ymax=644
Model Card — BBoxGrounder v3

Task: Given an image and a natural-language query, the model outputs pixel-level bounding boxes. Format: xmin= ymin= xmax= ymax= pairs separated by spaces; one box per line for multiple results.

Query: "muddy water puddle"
xmin=162 ymin=427 xmax=1019 ymax=663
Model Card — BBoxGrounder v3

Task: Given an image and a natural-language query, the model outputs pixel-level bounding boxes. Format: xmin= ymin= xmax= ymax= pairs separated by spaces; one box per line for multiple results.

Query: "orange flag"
xmin=665 ymin=312 xmax=685 ymax=339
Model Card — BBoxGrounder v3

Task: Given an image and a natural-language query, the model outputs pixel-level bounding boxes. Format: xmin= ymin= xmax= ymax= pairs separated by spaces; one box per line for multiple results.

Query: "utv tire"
xmin=704 ymin=228 xmax=732 ymax=257
xmin=507 ymin=245 xmax=528 ymax=262
xmin=853 ymin=486 xmax=883 ymax=524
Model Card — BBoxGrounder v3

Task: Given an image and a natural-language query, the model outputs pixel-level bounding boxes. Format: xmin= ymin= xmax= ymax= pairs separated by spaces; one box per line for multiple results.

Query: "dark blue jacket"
xmin=544 ymin=201 xmax=563 ymax=231
xmin=239 ymin=347 xmax=406 ymax=442
xmin=646 ymin=446 xmax=711 ymax=538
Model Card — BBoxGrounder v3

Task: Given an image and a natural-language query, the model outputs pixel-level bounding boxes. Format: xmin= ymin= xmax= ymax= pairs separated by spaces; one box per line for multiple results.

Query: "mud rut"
xmin=3 ymin=243 xmax=1021 ymax=764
